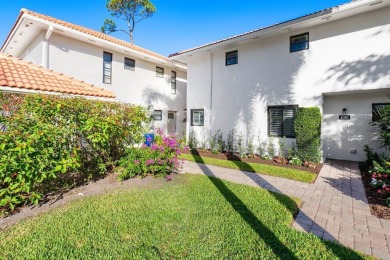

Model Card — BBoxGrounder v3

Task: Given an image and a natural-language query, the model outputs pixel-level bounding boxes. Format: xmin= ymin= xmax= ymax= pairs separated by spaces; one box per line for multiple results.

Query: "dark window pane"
xmin=283 ymin=107 xmax=296 ymax=137
xmin=153 ymin=110 xmax=162 ymax=121
xmin=290 ymin=33 xmax=309 ymax=52
xmin=268 ymin=106 xmax=297 ymax=137
xmin=103 ymin=52 xmax=112 ymax=84
xmin=171 ymin=71 xmax=177 ymax=95
xmin=269 ymin=107 xmax=283 ymax=136
xmin=124 ymin=58 xmax=135 ymax=70
xmin=226 ymin=51 xmax=238 ymax=66
xmin=156 ymin=67 xmax=164 ymax=77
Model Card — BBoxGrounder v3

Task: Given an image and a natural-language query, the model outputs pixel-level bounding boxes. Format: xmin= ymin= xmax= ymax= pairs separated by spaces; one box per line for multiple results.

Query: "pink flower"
xmin=134 ymin=160 xmax=140 ymax=165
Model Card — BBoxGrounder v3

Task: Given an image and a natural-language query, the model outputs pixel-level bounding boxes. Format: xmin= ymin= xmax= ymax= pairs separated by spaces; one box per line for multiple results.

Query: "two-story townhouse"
xmin=170 ymin=0 xmax=390 ymax=161
xmin=1 ymin=9 xmax=187 ymax=137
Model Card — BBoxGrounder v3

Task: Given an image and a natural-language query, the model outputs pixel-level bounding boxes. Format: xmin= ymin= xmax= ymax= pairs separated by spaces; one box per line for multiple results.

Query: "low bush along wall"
xmin=294 ymin=107 xmax=322 ymax=164
xmin=0 ymin=93 xmax=150 ymax=212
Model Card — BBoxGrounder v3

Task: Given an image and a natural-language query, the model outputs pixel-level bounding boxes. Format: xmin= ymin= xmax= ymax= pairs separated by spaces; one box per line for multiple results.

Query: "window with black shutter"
xmin=268 ymin=105 xmax=297 ymax=138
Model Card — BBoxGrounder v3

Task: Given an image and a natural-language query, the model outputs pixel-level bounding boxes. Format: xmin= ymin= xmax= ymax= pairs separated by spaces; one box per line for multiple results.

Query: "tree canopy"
xmin=101 ymin=0 xmax=156 ymax=44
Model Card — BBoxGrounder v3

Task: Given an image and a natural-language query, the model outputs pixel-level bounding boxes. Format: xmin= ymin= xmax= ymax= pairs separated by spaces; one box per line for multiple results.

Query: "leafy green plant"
xmin=226 ymin=129 xmax=235 ymax=153
xmin=387 ymin=197 xmax=390 ymax=207
xmin=237 ymin=133 xmax=244 ymax=157
xmin=267 ymin=137 xmax=276 ymax=158
xmin=188 ymin=130 xmax=198 ymax=150
xmin=294 ymin=107 xmax=321 ymax=163
xmin=278 ymin=136 xmax=287 ymax=158
xmin=209 ymin=130 xmax=220 ymax=152
xmin=0 ymin=93 xmax=149 ymax=213
xmin=288 ymin=142 xmax=298 ymax=159
xmin=289 ymin=157 xmax=303 ymax=166
xmin=257 ymin=135 xmax=267 ymax=157
xmin=217 ymin=130 xmax=225 ymax=153
xmin=247 ymin=136 xmax=255 ymax=158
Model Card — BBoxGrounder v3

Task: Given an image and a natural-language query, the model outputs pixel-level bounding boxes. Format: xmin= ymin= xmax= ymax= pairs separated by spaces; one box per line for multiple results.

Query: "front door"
xmin=167 ymin=111 xmax=177 ymax=135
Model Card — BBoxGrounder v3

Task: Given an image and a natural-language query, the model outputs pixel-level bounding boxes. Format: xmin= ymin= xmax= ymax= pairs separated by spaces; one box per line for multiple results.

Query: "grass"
xmin=0 ymin=175 xmax=368 ymax=259
xmin=181 ymin=153 xmax=317 ymax=183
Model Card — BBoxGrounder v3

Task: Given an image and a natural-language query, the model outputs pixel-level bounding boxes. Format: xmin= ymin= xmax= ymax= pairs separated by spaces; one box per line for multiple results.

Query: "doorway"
xmin=167 ymin=111 xmax=177 ymax=135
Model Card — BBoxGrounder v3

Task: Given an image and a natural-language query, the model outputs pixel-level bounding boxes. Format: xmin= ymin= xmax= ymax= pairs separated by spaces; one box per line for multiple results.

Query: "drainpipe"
xmin=210 ymin=52 xmax=214 ymax=127
xmin=42 ymin=25 xmax=54 ymax=68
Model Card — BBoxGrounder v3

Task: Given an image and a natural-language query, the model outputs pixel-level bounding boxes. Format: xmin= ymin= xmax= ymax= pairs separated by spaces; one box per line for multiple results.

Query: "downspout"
xmin=42 ymin=25 xmax=54 ymax=68
xmin=210 ymin=52 xmax=214 ymax=127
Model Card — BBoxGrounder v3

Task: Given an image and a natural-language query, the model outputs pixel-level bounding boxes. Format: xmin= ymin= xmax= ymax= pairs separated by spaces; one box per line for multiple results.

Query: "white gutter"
xmin=42 ymin=25 xmax=54 ymax=68
xmin=0 ymin=86 xmax=118 ymax=101
xmin=23 ymin=14 xmax=187 ymax=71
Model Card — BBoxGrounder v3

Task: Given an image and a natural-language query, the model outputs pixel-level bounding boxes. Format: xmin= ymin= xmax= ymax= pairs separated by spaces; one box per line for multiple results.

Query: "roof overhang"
xmin=170 ymin=0 xmax=390 ymax=63
xmin=1 ymin=11 xmax=187 ymax=72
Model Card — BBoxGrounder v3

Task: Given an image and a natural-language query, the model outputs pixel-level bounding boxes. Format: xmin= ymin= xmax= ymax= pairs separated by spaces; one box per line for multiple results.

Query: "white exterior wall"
xmin=21 ymin=33 xmax=187 ymax=137
xmin=186 ymin=6 xmax=390 ymax=161
xmin=20 ymin=32 xmax=43 ymax=65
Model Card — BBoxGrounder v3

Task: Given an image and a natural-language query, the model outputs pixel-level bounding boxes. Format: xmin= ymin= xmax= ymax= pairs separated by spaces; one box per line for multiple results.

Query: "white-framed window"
xmin=290 ymin=33 xmax=309 ymax=53
xmin=191 ymin=109 xmax=204 ymax=126
xmin=153 ymin=110 xmax=162 ymax=121
xmin=171 ymin=71 xmax=177 ymax=94
xmin=124 ymin=57 xmax=135 ymax=71
xmin=103 ymin=52 xmax=113 ymax=84
xmin=156 ymin=66 xmax=164 ymax=77
xmin=268 ymin=105 xmax=297 ymax=138
xmin=226 ymin=50 xmax=238 ymax=66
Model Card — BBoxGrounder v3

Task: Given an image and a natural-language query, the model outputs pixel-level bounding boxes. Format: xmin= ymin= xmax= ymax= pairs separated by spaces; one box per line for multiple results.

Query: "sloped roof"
xmin=19 ymin=9 xmax=182 ymax=66
xmin=0 ymin=53 xmax=116 ymax=98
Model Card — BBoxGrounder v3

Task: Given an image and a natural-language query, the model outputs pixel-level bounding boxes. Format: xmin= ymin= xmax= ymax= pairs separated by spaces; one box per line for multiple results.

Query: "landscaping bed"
xmin=360 ymin=163 xmax=390 ymax=220
xmin=0 ymin=175 xmax=368 ymax=259
xmin=183 ymin=149 xmax=322 ymax=174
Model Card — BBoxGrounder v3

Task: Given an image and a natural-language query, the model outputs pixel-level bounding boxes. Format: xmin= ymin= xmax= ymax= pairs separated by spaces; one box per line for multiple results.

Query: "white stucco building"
xmin=1 ymin=9 xmax=187 ymax=137
xmin=171 ymin=0 xmax=390 ymax=161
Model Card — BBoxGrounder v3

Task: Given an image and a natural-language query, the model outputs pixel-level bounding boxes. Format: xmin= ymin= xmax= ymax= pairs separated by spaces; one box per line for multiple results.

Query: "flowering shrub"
xmin=118 ymin=129 xmax=185 ymax=180
xmin=303 ymin=161 xmax=317 ymax=169
xmin=289 ymin=157 xmax=303 ymax=166
xmin=370 ymin=159 xmax=390 ymax=197
xmin=261 ymin=154 xmax=272 ymax=160
xmin=273 ymin=157 xmax=288 ymax=164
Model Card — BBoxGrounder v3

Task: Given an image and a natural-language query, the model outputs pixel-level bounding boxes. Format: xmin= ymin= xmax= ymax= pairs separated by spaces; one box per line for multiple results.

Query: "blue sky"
xmin=1 ymin=0 xmax=349 ymax=56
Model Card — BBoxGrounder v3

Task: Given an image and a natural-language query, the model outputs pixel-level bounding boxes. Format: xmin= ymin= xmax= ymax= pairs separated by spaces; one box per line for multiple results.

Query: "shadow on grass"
xmin=188 ymin=152 xmax=364 ymax=259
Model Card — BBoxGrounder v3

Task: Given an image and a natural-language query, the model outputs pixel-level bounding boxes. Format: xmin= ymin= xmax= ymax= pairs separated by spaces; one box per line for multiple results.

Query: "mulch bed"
xmin=183 ymin=149 xmax=322 ymax=174
xmin=359 ymin=163 xmax=390 ymax=220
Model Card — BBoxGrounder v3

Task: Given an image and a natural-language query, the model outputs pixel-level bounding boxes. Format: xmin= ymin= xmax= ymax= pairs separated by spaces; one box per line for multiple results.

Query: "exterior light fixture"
xmin=342 ymin=108 xmax=347 ymax=114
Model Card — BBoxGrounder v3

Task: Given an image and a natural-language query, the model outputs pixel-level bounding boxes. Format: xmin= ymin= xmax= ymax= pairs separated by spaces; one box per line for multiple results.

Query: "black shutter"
xmin=269 ymin=107 xmax=283 ymax=136
xmin=283 ymin=107 xmax=296 ymax=138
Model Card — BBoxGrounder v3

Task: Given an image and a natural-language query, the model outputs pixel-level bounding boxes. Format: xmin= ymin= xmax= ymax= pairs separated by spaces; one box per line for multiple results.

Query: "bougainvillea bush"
xmin=369 ymin=157 xmax=390 ymax=206
xmin=0 ymin=93 xmax=149 ymax=213
xmin=118 ymin=129 xmax=186 ymax=180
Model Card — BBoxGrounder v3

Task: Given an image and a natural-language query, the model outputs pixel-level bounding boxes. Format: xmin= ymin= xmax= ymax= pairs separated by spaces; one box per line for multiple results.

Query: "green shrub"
xmin=294 ymin=107 xmax=322 ymax=163
xmin=0 ymin=93 xmax=149 ymax=212
xmin=188 ymin=130 xmax=198 ymax=150
xmin=289 ymin=157 xmax=302 ymax=166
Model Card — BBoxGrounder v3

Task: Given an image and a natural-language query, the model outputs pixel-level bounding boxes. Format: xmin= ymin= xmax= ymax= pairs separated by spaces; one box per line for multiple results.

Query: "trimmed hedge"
xmin=0 ymin=93 xmax=150 ymax=212
xmin=294 ymin=107 xmax=322 ymax=163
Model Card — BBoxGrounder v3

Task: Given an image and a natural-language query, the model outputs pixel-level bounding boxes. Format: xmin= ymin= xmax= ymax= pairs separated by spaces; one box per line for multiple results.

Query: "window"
xmin=168 ymin=112 xmax=174 ymax=119
xmin=191 ymin=109 xmax=204 ymax=126
xmin=372 ymin=103 xmax=390 ymax=121
xmin=226 ymin=50 xmax=238 ymax=66
xmin=124 ymin=58 xmax=135 ymax=71
xmin=268 ymin=106 xmax=297 ymax=138
xmin=156 ymin=66 xmax=164 ymax=77
xmin=290 ymin=33 xmax=309 ymax=53
xmin=153 ymin=110 xmax=162 ymax=121
xmin=171 ymin=71 xmax=177 ymax=94
xmin=103 ymin=52 xmax=113 ymax=84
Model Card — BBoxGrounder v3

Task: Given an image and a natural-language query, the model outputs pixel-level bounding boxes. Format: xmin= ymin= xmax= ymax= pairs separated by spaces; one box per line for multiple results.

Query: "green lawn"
xmin=0 ymin=175 xmax=367 ymax=259
xmin=182 ymin=153 xmax=317 ymax=183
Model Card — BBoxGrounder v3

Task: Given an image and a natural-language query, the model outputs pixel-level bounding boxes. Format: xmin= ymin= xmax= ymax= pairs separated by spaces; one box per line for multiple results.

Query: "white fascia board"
xmin=0 ymin=86 xmax=118 ymax=101
xmin=23 ymin=14 xmax=187 ymax=72
xmin=0 ymin=16 xmax=25 ymax=53
xmin=172 ymin=0 xmax=388 ymax=60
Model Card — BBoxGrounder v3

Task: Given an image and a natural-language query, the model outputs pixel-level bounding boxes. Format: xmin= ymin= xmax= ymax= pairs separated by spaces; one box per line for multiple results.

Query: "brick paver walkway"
xmin=181 ymin=159 xmax=390 ymax=259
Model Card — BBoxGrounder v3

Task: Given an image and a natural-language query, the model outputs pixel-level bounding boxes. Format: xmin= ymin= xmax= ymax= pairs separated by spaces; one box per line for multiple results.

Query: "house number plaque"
xmin=339 ymin=115 xmax=351 ymax=120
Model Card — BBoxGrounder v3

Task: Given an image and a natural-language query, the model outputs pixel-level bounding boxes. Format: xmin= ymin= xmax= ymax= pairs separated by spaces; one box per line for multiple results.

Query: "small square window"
xmin=191 ymin=109 xmax=204 ymax=126
xmin=124 ymin=58 xmax=135 ymax=71
xmin=153 ymin=110 xmax=162 ymax=121
xmin=226 ymin=50 xmax=238 ymax=66
xmin=156 ymin=67 xmax=164 ymax=77
xmin=372 ymin=103 xmax=390 ymax=121
xmin=290 ymin=33 xmax=309 ymax=53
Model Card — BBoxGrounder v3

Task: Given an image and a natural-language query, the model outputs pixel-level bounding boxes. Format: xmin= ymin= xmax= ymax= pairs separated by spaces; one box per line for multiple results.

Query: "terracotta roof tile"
xmin=0 ymin=53 xmax=115 ymax=98
xmin=21 ymin=9 xmax=184 ymax=67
